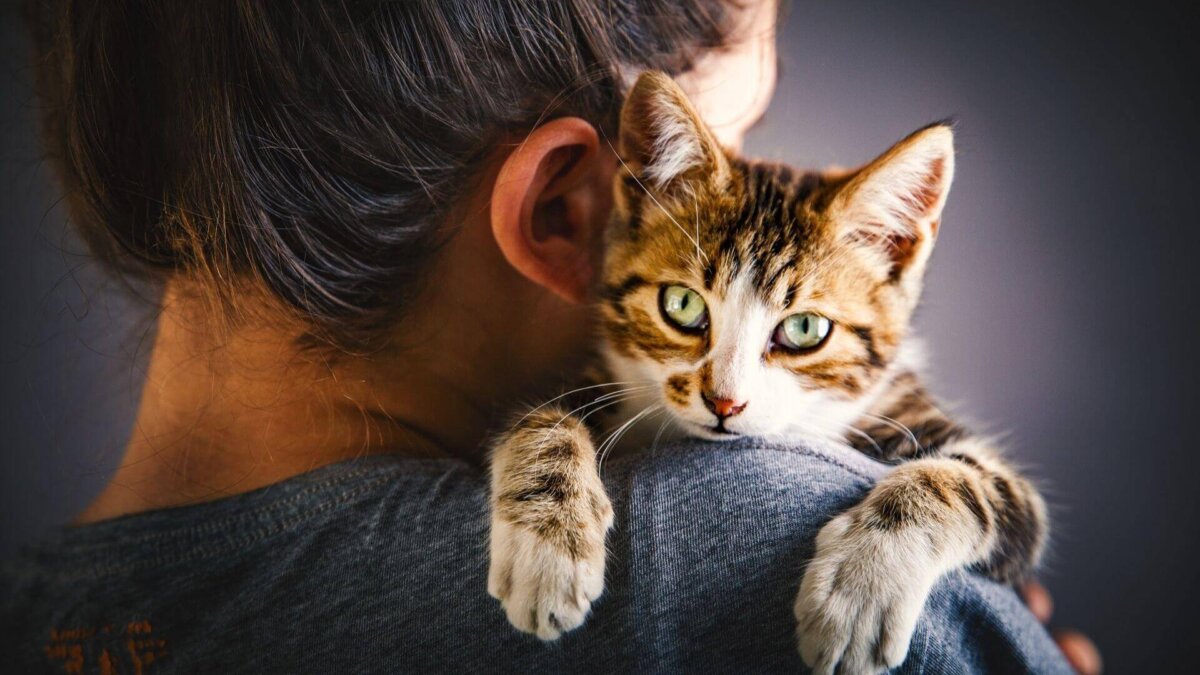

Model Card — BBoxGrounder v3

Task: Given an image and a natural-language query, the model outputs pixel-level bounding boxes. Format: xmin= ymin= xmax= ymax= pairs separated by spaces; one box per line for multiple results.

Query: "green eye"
xmin=660 ymin=285 xmax=708 ymax=331
xmin=774 ymin=312 xmax=832 ymax=351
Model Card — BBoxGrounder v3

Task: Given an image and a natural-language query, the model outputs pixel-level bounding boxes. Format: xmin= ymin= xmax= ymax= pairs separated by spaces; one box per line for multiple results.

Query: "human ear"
xmin=491 ymin=117 xmax=605 ymax=305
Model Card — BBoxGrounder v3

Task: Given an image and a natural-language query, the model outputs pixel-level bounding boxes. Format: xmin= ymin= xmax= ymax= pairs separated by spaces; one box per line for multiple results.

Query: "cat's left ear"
xmin=618 ymin=70 xmax=731 ymax=197
xmin=829 ymin=123 xmax=955 ymax=288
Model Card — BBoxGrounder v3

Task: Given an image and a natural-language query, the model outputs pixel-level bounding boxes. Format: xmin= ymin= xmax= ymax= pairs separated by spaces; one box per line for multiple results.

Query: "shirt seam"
xmin=25 ymin=472 xmax=405 ymax=582
xmin=55 ymin=464 xmax=398 ymax=551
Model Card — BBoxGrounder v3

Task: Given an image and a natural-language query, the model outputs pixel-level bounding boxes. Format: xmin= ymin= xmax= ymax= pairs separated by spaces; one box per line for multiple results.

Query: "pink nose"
xmin=703 ymin=394 xmax=747 ymax=419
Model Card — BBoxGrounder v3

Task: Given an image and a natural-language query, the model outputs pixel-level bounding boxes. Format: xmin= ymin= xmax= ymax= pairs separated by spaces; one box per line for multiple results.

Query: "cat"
xmin=486 ymin=70 xmax=1047 ymax=674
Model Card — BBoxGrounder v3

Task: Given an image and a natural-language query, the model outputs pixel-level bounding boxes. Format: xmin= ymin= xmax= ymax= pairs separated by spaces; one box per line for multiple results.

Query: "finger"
xmin=1053 ymin=629 xmax=1103 ymax=675
xmin=1021 ymin=580 xmax=1054 ymax=623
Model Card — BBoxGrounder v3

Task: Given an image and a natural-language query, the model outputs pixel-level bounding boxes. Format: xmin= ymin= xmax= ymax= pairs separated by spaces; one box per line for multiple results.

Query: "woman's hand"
xmin=1021 ymin=581 xmax=1103 ymax=675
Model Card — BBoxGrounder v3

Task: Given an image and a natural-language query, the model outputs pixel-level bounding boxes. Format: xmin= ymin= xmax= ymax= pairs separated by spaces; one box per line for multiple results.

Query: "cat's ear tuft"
xmin=618 ymin=71 xmax=729 ymax=194
xmin=830 ymin=123 xmax=955 ymax=283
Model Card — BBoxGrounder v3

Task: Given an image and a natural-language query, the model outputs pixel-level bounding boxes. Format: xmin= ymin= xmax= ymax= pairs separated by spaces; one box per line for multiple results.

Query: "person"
xmin=2 ymin=1 xmax=1100 ymax=672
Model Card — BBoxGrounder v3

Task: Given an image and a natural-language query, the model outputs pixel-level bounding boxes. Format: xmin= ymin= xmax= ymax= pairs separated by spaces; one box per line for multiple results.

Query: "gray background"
xmin=3 ymin=1 xmax=1197 ymax=671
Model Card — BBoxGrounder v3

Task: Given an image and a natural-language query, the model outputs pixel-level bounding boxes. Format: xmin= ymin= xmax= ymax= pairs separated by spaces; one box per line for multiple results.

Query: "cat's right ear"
xmin=618 ymin=71 xmax=730 ymax=197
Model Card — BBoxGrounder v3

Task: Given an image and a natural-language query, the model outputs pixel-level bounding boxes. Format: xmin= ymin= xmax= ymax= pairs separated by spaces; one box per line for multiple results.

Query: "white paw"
xmin=487 ymin=516 xmax=607 ymax=641
xmin=794 ymin=512 xmax=939 ymax=675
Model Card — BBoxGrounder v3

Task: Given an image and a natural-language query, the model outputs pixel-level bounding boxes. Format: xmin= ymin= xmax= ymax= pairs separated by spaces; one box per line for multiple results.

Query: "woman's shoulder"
xmin=0 ymin=442 xmax=1066 ymax=673
xmin=0 ymin=455 xmax=485 ymax=672
xmin=605 ymin=440 xmax=1068 ymax=673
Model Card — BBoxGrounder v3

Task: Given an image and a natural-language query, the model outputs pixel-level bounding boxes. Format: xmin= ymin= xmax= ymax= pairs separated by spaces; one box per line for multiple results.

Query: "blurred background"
xmin=3 ymin=1 xmax=1197 ymax=671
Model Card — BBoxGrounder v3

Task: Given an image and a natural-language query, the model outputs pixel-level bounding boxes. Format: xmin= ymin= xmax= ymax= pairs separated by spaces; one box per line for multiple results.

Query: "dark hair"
xmin=25 ymin=0 xmax=733 ymax=348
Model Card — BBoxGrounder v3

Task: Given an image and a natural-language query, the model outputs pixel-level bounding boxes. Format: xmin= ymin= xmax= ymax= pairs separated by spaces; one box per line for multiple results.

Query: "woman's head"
xmin=28 ymin=0 xmax=777 ymax=351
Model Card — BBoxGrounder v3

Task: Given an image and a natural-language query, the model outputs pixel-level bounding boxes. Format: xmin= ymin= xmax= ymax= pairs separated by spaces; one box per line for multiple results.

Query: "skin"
xmin=73 ymin=1 xmax=1097 ymax=670
xmin=78 ymin=0 xmax=779 ymax=525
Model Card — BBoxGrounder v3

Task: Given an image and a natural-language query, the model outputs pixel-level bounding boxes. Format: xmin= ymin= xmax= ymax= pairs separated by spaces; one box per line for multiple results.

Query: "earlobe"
xmin=491 ymin=117 xmax=603 ymax=305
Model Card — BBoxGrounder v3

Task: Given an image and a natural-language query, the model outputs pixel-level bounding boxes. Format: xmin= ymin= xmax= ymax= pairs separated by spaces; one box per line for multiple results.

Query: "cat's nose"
xmin=702 ymin=393 xmax=747 ymax=419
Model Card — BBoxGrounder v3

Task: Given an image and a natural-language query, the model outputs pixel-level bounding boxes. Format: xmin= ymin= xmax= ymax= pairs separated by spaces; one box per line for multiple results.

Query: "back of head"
xmin=25 ymin=0 xmax=733 ymax=348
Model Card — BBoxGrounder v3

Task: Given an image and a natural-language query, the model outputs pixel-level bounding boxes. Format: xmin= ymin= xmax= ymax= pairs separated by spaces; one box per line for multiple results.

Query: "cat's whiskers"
xmin=522 ymin=385 xmax=658 ymax=468
xmin=650 ymin=409 xmax=678 ymax=455
xmin=513 ymin=380 xmax=653 ymax=430
xmin=859 ymin=412 xmax=921 ymax=453
xmin=603 ymin=136 xmax=709 ymax=263
xmin=839 ymin=423 xmax=885 ymax=458
xmin=559 ymin=385 xmax=656 ymax=424
xmin=596 ymin=403 xmax=662 ymax=477
xmin=574 ymin=388 xmax=655 ymax=426
xmin=537 ymin=385 xmax=655 ymax=459
xmin=597 ymin=403 xmax=658 ymax=469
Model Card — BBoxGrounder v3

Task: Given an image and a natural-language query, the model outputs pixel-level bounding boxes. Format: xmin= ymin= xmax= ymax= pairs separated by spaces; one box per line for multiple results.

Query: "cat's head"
xmin=601 ymin=71 xmax=954 ymax=441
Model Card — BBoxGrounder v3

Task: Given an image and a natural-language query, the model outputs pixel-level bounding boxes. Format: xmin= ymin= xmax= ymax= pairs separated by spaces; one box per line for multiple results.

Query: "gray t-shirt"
xmin=0 ymin=440 xmax=1070 ymax=673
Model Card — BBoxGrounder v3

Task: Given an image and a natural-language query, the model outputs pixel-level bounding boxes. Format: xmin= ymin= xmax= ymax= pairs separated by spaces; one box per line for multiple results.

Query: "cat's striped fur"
xmin=487 ymin=71 xmax=1047 ymax=674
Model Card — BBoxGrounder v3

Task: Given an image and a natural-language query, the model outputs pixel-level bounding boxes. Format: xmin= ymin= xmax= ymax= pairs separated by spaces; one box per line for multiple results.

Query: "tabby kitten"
xmin=487 ymin=71 xmax=1047 ymax=674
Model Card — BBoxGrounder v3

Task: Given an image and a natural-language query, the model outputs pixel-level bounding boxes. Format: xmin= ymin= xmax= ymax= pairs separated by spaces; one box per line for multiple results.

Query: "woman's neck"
xmin=78 ymin=204 xmax=593 ymax=525
xmin=76 ymin=285 xmax=501 ymax=524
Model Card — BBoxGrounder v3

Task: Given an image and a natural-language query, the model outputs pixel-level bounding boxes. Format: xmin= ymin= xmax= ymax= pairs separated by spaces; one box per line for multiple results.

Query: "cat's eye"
xmin=659 ymin=285 xmax=708 ymax=332
xmin=773 ymin=312 xmax=832 ymax=351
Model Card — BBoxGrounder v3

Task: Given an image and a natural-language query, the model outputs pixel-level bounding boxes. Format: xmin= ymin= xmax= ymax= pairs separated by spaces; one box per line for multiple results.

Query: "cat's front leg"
xmin=488 ymin=406 xmax=614 ymax=640
xmin=794 ymin=439 xmax=1047 ymax=675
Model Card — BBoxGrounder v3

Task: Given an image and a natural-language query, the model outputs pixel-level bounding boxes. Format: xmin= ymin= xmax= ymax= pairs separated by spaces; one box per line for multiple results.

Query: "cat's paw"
xmin=487 ymin=511 xmax=610 ymax=641
xmin=794 ymin=511 xmax=939 ymax=675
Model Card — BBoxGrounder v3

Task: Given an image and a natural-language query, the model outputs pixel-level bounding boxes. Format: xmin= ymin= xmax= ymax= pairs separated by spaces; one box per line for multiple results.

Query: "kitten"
xmin=487 ymin=71 xmax=1047 ymax=674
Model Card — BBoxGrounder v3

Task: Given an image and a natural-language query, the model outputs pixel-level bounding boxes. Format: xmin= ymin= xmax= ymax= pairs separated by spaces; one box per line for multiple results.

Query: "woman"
xmin=3 ymin=1 xmax=1098 ymax=672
